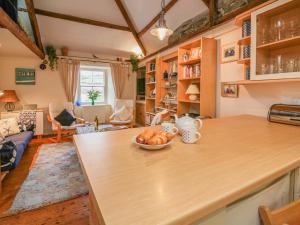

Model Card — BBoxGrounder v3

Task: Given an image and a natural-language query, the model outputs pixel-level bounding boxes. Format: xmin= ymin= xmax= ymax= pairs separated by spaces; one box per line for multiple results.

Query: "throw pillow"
xmin=0 ymin=117 xmax=20 ymax=137
xmin=114 ymin=106 xmax=131 ymax=121
xmin=54 ymin=109 xmax=76 ymax=126
xmin=0 ymin=140 xmax=17 ymax=172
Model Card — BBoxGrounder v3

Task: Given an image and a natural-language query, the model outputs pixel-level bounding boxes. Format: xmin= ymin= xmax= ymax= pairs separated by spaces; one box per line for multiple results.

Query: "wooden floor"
xmin=0 ymin=139 xmax=90 ymax=225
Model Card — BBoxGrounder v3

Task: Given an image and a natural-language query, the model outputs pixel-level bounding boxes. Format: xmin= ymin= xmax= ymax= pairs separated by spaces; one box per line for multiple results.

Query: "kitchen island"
xmin=73 ymin=115 xmax=300 ymax=225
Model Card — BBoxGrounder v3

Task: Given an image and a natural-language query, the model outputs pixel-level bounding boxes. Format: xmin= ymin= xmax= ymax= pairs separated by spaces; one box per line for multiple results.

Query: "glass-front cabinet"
xmin=251 ymin=0 xmax=300 ymax=80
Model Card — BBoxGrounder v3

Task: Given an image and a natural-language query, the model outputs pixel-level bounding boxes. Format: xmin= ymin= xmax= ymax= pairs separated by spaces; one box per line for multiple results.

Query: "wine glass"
xmin=274 ymin=17 xmax=286 ymax=41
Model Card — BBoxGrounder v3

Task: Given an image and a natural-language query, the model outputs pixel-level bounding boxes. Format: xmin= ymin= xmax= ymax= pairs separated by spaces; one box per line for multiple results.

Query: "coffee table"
xmin=76 ymin=124 xmax=128 ymax=134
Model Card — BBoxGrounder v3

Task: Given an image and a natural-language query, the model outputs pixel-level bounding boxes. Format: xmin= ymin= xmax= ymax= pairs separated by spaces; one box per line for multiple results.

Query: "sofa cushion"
xmin=0 ymin=141 xmax=17 ymax=172
xmin=0 ymin=117 xmax=20 ymax=137
xmin=5 ymin=131 xmax=34 ymax=170
xmin=55 ymin=109 xmax=76 ymax=126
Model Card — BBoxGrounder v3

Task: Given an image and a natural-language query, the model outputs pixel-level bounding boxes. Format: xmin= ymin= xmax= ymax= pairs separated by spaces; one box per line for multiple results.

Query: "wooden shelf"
xmin=179 ymin=99 xmax=200 ymax=104
xmin=179 ymin=58 xmax=201 ymax=65
xmin=179 ymin=77 xmax=200 ymax=81
xmin=162 ymin=51 xmax=178 ymax=62
xmin=257 ymin=36 xmax=300 ymax=51
xmin=238 ymin=36 xmax=251 ymax=46
xmin=237 ymin=58 xmax=250 ymax=65
xmin=235 ymin=78 xmax=300 ymax=85
xmin=146 ymin=97 xmax=156 ymax=100
xmin=145 ymin=112 xmax=156 ymax=116
xmin=146 ymin=70 xmax=156 ymax=74
xmin=146 ymin=82 xmax=156 ymax=85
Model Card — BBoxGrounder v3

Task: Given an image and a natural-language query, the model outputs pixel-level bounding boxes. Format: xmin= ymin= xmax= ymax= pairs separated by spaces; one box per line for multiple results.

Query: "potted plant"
xmin=88 ymin=89 xmax=101 ymax=105
xmin=45 ymin=45 xmax=58 ymax=70
xmin=130 ymin=54 xmax=139 ymax=72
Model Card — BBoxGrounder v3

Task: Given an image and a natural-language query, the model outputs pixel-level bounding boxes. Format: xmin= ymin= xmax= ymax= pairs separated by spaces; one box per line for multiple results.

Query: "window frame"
xmin=78 ymin=67 xmax=108 ymax=105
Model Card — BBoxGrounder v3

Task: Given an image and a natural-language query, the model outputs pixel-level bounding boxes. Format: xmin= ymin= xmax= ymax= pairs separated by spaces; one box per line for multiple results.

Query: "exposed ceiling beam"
xmin=0 ymin=8 xmax=45 ymax=59
xmin=143 ymin=0 xmax=271 ymax=61
xmin=208 ymin=0 xmax=215 ymax=25
xmin=25 ymin=0 xmax=44 ymax=53
xmin=114 ymin=0 xmax=146 ymax=56
xmin=138 ymin=0 xmax=178 ymax=37
xmin=202 ymin=0 xmax=210 ymax=8
xmin=34 ymin=8 xmax=131 ymax=32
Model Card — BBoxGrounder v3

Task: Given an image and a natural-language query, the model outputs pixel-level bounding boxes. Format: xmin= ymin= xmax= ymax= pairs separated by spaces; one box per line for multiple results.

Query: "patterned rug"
xmin=5 ymin=142 xmax=88 ymax=215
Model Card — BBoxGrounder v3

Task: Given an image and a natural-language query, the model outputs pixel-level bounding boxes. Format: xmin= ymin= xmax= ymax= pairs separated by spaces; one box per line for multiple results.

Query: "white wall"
xmin=0 ymin=56 xmax=67 ymax=110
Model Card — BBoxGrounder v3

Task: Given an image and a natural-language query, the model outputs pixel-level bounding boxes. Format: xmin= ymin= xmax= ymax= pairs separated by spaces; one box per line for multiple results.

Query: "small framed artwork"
xmin=220 ymin=43 xmax=239 ymax=63
xmin=221 ymin=82 xmax=239 ymax=98
xmin=15 ymin=68 xmax=35 ymax=85
xmin=191 ymin=47 xmax=201 ymax=59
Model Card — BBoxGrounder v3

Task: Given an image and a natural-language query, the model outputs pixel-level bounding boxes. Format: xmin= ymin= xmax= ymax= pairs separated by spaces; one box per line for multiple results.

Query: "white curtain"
xmin=59 ymin=59 xmax=80 ymax=102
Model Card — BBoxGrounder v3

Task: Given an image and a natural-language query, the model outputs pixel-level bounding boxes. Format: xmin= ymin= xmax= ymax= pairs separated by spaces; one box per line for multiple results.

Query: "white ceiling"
xmin=0 ymin=28 xmax=36 ymax=57
xmin=6 ymin=0 xmax=209 ymax=58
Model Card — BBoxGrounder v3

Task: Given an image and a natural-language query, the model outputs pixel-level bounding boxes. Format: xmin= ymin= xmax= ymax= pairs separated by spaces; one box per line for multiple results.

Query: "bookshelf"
xmin=177 ymin=37 xmax=217 ymax=118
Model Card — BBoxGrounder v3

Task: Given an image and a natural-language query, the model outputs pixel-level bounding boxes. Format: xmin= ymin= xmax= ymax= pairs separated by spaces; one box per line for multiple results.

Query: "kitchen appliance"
xmin=268 ymin=104 xmax=300 ymax=126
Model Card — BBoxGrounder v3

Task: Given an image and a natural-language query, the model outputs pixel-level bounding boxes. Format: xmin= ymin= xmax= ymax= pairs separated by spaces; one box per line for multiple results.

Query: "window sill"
xmin=79 ymin=103 xmax=111 ymax=107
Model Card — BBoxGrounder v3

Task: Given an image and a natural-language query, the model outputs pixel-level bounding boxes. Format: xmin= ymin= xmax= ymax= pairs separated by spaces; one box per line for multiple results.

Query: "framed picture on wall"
xmin=15 ymin=68 xmax=36 ymax=85
xmin=220 ymin=42 xmax=239 ymax=63
xmin=221 ymin=82 xmax=239 ymax=98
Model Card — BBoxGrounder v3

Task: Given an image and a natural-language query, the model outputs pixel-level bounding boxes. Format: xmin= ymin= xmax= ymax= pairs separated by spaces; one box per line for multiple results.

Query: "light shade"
xmin=150 ymin=7 xmax=173 ymax=41
xmin=0 ymin=91 xmax=3 ymax=96
xmin=185 ymin=84 xmax=200 ymax=95
xmin=0 ymin=90 xmax=19 ymax=103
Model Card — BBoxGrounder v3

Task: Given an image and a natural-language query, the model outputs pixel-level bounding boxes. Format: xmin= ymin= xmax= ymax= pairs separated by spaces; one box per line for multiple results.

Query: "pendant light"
xmin=150 ymin=0 xmax=173 ymax=41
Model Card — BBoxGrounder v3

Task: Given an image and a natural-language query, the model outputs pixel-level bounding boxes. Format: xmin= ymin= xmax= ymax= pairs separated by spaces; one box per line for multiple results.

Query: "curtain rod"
xmin=57 ymin=55 xmax=130 ymax=64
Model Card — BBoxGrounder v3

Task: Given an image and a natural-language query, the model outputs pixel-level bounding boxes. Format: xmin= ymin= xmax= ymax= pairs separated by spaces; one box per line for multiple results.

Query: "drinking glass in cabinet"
xmin=261 ymin=64 xmax=269 ymax=75
xmin=273 ymin=17 xmax=286 ymax=41
xmin=276 ymin=55 xmax=284 ymax=73
xmin=287 ymin=19 xmax=299 ymax=38
xmin=286 ymin=58 xmax=296 ymax=73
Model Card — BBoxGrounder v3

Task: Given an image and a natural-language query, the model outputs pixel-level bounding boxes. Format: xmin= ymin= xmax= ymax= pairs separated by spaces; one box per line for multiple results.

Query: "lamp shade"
xmin=185 ymin=84 xmax=200 ymax=95
xmin=0 ymin=90 xmax=19 ymax=103
xmin=0 ymin=91 xmax=3 ymax=96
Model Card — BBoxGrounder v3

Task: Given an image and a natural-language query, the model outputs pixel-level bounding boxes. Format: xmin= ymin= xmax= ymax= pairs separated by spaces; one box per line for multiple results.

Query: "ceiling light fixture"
xmin=150 ymin=0 xmax=173 ymax=41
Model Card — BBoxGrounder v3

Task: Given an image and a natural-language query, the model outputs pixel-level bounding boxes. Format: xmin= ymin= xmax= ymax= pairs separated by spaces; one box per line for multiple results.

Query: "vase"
xmin=91 ymin=100 xmax=95 ymax=106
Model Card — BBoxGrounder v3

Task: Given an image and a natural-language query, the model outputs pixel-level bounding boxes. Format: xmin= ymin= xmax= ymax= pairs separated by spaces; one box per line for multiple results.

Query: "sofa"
xmin=1 ymin=131 xmax=34 ymax=171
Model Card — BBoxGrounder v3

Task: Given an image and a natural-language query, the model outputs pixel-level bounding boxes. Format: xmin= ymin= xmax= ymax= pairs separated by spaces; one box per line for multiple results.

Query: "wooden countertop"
xmin=74 ymin=115 xmax=300 ymax=225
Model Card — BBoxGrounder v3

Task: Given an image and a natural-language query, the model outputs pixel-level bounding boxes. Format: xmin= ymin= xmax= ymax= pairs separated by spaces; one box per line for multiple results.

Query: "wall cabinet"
xmin=135 ymin=102 xmax=145 ymax=126
xmin=251 ymin=0 xmax=300 ymax=80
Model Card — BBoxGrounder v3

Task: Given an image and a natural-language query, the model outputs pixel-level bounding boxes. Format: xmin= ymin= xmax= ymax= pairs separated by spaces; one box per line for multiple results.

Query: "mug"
xmin=161 ymin=122 xmax=178 ymax=135
xmin=181 ymin=129 xmax=201 ymax=144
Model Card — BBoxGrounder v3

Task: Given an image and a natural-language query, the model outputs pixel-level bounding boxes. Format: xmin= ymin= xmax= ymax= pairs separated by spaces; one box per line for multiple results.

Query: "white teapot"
xmin=174 ymin=114 xmax=203 ymax=134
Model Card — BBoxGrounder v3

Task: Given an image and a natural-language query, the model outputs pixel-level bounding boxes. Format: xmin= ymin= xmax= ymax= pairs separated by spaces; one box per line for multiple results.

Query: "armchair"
xmin=48 ymin=102 xmax=85 ymax=142
xmin=109 ymin=99 xmax=134 ymax=128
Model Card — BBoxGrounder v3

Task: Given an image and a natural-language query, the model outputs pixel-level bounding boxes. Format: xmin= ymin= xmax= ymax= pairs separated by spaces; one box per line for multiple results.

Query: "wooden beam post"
xmin=25 ymin=0 xmax=44 ymax=53
xmin=114 ymin=0 xmax=147 ymax=56
xmin=208 ymin=0 xmax=215 ymax=26
xmin=202 ymin=0 xmax=210 ymax=8
xmin=138 ymin=0 xmax=178 ymax=37
xmin=0 ymin=8 xmax=45 ymax=59
xmin=34 ymin=8 xmax=131 ymax=32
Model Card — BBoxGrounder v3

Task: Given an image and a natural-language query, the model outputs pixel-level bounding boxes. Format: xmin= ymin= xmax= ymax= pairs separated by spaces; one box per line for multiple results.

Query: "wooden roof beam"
xmin=34 ymin=8 xmax=131 ymax=32
xmin=25 ymin=0 xmax=44 ymax=53
xmin=138 ymin=0 xmax=178 ymax=37
xmin=0 ymin=8 xmax=45 ymax=59
xmin=202 ymin=0 xmax=210 ymax=8
xmin=114 ymin=0 xmax=147 ymax=56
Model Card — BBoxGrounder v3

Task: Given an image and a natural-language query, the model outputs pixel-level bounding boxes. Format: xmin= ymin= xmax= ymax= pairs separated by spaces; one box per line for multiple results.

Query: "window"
xmin=78 ymin=67 xmax=107 ymax=105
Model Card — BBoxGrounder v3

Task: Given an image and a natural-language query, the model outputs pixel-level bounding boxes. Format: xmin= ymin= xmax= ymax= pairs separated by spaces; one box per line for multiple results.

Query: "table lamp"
xmin=0 ymin=90 xmax=19 ymax=111
xmin=185 ymin=84 xmax=200 ymax=101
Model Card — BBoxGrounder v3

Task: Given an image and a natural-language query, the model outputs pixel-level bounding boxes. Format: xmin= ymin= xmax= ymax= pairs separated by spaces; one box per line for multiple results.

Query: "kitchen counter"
xmin=74 ymin=115 xmax=300 ymax=225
